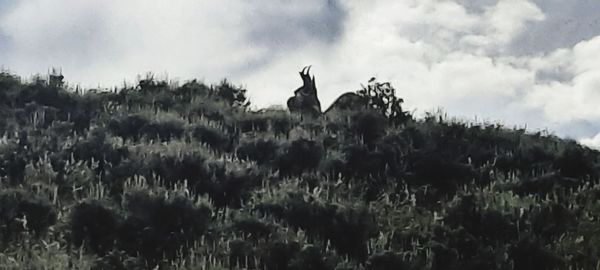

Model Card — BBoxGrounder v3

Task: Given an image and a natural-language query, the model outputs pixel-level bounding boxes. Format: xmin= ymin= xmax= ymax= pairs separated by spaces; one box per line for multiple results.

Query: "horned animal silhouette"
xmin=287 ymin=66 xmax=322 ymax=116
xmin=286 ymin=66 xmax=367 ymax=116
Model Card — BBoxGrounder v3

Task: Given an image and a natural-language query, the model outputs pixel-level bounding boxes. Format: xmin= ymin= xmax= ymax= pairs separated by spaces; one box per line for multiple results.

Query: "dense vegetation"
xmin=0 ymin=71 xmax=599 ymax=269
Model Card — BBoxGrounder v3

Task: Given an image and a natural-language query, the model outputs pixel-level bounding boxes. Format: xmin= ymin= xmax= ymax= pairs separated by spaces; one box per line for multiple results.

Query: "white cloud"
xmin=580 ymin=133 xmax=600 ymax=150
xmin=524 ymin=36 xmax=600 ymax=123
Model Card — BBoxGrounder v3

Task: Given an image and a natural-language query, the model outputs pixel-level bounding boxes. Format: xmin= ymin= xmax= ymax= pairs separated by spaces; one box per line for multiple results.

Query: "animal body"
xmin=287 ymin=66 xmax=322 ymax=116
xmin=323 ymin=92 xmax=367 ymax=115
xmin=287 ymin=66 xmax=367 ymax=116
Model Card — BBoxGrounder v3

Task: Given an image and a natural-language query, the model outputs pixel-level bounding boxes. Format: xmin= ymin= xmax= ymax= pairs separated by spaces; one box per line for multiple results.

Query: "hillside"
xmin=0 ymin=71 xmax=599 ymax=270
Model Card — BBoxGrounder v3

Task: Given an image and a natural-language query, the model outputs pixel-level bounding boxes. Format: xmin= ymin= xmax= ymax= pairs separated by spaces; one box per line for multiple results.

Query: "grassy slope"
xmin=0 ymin=72 xmax=599 ymax=269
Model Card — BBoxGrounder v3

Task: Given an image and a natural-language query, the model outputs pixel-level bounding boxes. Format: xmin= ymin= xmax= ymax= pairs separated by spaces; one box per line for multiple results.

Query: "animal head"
xmin=287 ymin=66 xmax=322 ymax=115
xmin=296 ymin=65 xmax=317 ymax=96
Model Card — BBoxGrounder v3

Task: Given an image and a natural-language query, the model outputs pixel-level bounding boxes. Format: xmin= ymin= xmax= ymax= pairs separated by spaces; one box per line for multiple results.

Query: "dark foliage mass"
xmin=118 ymin=191 xmax=212 ymax=262
xmin=0 ymin=70 xmax=600 ymax=269
xmin=71 ymin=201 xmax=120 ymax=255
xmin=0 ymin=190 xmax=56 ymax=245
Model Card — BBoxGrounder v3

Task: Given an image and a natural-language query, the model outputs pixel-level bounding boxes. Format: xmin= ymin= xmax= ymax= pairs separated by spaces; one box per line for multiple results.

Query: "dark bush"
xmin=204 ymin=161 xmax=261 ymax=208
xmin=17 ymin=197 xmax=57 ymax=236
xmin=191 ymin=124 xmax=231 ymax=151
xmin=213 ymin=79 xmax=250 ymax=108
xmin=0 ymin=189 xmax=57 ymax=242
xmin=444 ymin=195 xmax=516 ymax=243
xmin=117 ymin=191 xmax=211 ymax=262
xmin=1 ymin=152 xmax=27 ymax=184
xmin=510 ymin=238 xmax=565 ymax=270
xmin=350 ymin=110 xmax=387 ymax=145
xmin=531 ymin=203 xmax=576 ymax=241
xmin=278 ymin=138 xmax=323 ymax=176
xmin=366 ymin=252 xmax=412 ymax=270
xmin=260 ymin=240 xmax=301 ymax=270
xmin=289 ymin=245 xmax=333 ymax=270
xmin=174 ymin=80 xmax=210 ymax=101
xmin=139 ymin=120 xmax=185 ymax=142
xmin=495 ymin=145 xmax=556 ymax=177
xmin=69 ymin=128 xmax=129 ymax=166
xmin=555 ymin=142 xmax=595 ymax=178
xmin=232 ymin=217 xmax=273 ymax=239
xmin=70 ymin=201 xmax=119 ymax=255
xmin=0 ymin=190 xmax=57 ymax=244
xmin=90 ymin=250 xmax=144 ymax=270
xmin=142 ymin=152 xmax=207 ymax=186
xmin=237 ymin=138 xmax=280 ymax=165
xmin=229 ymin=239 xmax=255 ymax=269
xmin=269 ymin=112 xmax=296 ymax=136
xmin=344 ymin=144 xmax=387 ymax=178
xmin=408 ymin=150 xmax=474 ymax=192
xmin=137 ymin=74 xmax=168 ymax=94
xmin=514 ymin=173 xmax=579 ymax=195
xmin=357 ymin=78 xmax=411 ymax=125
xmin=237 ymin=113 xmax=270 ymax=133
xmin=108 ymin=114 xmax=149 ymax=141
xmin=261 ymin=195 xmax=376 ymax=260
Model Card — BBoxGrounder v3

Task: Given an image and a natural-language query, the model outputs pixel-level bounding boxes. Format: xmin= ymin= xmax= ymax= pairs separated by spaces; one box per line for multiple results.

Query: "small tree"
xmin=357 ymin=78 xmax=410 ymax=125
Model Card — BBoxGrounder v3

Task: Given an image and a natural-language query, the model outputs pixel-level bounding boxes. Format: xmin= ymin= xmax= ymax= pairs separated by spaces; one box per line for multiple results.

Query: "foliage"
xmin=0 ymin=71 xmax=599 ymax=269
xmin=0 ymin=190 xmax=57 ymax=246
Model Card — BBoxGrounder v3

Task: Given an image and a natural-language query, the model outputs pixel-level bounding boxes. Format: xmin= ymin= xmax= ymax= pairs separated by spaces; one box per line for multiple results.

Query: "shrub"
xmin=191 ymin=124 xmax=231 ymax=151
xmin=408 ymin=150 xmax=474 ymax=193
xmin=444 ymin=195 xmax=516 ymax=243
xmin=232 ymin=217 xmax=273 ymax=239
xmin=349 ymin=110 xmax=387 ymax=145
xmin=203 ymin=160 xmax=261 ymax=208
xmin=237 ymin=113 xmax=270 ymax=133
xmin=229 ymin=239 xmax=255 ymax=269
xmin=514 ymin=173 xmax=579 ymax=195
xmin=237 ymin=137 xmax=280 ymax=165
xmin=139 ymin=119 xmax=185 ymax=141
xmin=260 ymin=240 xmax=301 ymax=270
xmin=0 ymin=190 xmax=57 ymax=244
xmin=289 ymin=245 xmax=333 ymax=270
xmin=510 ymin=238 xmax=565 ymax=270
xmin=555 ymin=142 xmax=595 ymax=178
xmin=531 ymin=203 xmax=576 ymax=241
xmin=213 ymin=79 xmax=250 ymax=108
xmin=366 ymin=252 xmax=412 ymax=270
xmin=90 ymin=250 xmax=144 ymax=270
xmin=70 ymin=201 xmax=119 ymax=256
xmin=117 ymin=191 xmax=212 ymax=262
xmin=141 ymin=152 xmax=207 ymax=187
xmin=278 ymin=138 xmax=323 ymax=176
xmin=1 ymin=152 xmax=27 ymax=185
xmin=343 ymin=144 xmax=387 ymax=178
xmin=357 ymin=78 xmax=411 ymax=125
xmin=174 ymin=80 xmax=210 ymax=101
xmin=108 ymin=114 xmax=149 ymax=141
xmin=260 ymin=194 xmax=377 ymax=260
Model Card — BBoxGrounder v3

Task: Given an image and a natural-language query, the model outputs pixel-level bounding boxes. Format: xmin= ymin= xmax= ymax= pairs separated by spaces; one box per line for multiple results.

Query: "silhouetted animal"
xmin=287 ymin=66 xmax=322 ymax=116
xmin=287 ymin=67 xmax=371 ymax=116
xmin=324 ymin=92 xmax=367 ymax=115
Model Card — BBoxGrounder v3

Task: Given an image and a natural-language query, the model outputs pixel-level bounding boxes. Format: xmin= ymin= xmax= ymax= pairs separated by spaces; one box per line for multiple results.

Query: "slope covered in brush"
xmin=0 ymin=71 xmax=599 ymax=269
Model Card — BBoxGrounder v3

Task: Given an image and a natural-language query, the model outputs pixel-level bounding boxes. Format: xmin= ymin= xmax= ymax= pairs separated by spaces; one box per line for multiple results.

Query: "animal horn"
xmin=306 ymin=65 xmax=312 ymax=76
xmin=301 ymin=66 xmax=308 ymax=75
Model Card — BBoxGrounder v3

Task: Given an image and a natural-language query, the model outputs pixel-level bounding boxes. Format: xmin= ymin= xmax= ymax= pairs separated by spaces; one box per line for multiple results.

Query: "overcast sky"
xmin=2 ymin=0 xmax=600 ymax=147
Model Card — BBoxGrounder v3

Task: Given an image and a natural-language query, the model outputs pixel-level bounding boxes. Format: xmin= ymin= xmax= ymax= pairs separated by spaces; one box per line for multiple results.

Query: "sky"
xmin=2 ymin=0 xmax=600 ymax=148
